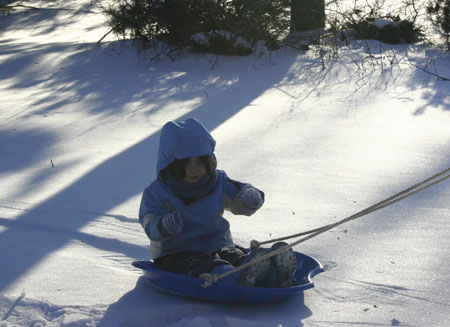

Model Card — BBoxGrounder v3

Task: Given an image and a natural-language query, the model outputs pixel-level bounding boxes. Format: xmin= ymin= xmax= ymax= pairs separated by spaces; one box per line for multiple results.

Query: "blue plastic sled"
xmin=132 ymin=251 xmax=323 ymax=304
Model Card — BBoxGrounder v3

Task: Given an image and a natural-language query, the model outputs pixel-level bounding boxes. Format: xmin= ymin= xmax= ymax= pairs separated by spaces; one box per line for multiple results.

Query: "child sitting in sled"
xmin=138 ymin=118 xmax=296 ymax=287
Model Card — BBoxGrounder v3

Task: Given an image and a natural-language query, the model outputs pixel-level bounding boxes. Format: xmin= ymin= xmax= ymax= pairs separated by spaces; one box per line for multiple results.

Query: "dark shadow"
xmin=98 ymin=277 xmax=312 ymax=327
xmin=363 ymin=45 xmax=450 ymax=115
xmin=0 ymin=217 xmax=148 ymax=259
xmin=0 ymin=216 xmax=149 ymax=286
xmin=408 ymin=51 xmax=450 ymax=115
xmin=0 ymin=41 xmax=79 ymax=89
xmin=0 ymin=129 xmax=57 ymax=175
xmin=0 ymin=38 xmax=296 ymax=294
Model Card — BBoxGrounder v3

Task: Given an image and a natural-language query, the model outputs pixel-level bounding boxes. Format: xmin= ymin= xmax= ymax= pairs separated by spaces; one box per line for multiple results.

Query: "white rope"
xmin=199 ymin=167 xmax=450 ymax=287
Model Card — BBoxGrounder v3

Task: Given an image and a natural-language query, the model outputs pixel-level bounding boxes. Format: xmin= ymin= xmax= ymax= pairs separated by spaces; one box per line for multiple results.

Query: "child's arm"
xmin=223 ymin=176 xmax=264 ymax=216
xmin=139 ymin=186 xmax=183 ymax=241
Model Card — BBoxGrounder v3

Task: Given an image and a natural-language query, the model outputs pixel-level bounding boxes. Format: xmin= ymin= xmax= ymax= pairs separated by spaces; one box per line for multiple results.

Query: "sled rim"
xmin=132 ymin=251 xmax=323 ymax=304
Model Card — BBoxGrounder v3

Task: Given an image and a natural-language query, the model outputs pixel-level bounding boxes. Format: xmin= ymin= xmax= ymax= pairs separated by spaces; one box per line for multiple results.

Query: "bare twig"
xmin=278 ymin=40 xmax=309 ymax=51
xmin=147 ymin=44 xmax=172 ymax=65
xmin=408 ymin=58 xmax=450 ymax=81
xmin=97 ymin=28 xmax=113 ymax=44
xmin=211 ymin=55 xmax=219 ymax=70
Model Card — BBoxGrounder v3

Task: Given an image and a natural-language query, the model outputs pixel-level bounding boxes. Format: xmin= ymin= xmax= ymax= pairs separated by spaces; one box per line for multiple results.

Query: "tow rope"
xmin=200 ymin=167 xmax=450 ymax=287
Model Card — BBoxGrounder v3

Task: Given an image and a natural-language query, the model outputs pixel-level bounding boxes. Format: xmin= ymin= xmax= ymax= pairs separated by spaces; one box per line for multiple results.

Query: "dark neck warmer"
xmin=163 ymin=170 xmax=218 ymax=202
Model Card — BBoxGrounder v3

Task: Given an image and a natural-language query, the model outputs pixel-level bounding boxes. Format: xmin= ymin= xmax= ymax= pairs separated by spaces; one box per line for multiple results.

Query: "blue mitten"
xmin=240 ymin=188 xmax=264 ymax=210
xmin=159 ymin=211 xmax=183 ymax=236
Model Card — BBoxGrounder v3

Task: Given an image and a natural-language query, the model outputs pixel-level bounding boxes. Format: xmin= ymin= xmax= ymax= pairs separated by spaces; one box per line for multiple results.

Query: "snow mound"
xmin=0 ymin=295 xmax=104 ymax=327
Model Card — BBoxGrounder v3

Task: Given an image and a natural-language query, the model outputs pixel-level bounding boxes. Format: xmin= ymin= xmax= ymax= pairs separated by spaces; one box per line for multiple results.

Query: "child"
xmin=138 ymin=118 xmax=296 ymax=287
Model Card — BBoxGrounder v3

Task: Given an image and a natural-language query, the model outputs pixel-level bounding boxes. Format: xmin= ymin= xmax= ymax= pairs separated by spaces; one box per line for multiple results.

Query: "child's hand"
xmin=240 ymin=188 xmax=264 ymax=210
xmin=160 ymin=211 xmax=184 ymax=236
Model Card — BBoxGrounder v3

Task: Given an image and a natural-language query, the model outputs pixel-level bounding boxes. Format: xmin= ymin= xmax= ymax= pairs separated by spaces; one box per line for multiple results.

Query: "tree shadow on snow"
xmin=404 ymin=50 xmax=450 ymax=115
xmin=0 ymin=129 xmax=57 ymax=175
xmin=98 ymin=277 xmax=313 ymax=327
xmin=0 ymin=2 xmax=103 ymax=37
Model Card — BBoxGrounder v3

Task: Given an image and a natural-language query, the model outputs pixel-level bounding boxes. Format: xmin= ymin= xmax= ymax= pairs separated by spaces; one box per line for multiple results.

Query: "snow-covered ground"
xmin=1 ymin=1 xmax=449 ymax=326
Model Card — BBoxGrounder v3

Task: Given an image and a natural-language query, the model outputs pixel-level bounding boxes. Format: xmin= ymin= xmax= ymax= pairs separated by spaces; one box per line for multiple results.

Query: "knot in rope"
xmin=199 ymin=273 xmax=219 ymax=288
xmin=250 ymin=240 xmax=260 ymax=250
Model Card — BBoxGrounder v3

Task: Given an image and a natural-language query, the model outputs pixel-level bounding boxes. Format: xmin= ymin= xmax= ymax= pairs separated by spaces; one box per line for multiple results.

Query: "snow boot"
xmin=204 ymin=248 xmax=271 ymax=287
xmin=270 ymin=242 xmax=297 ymax=288
xmin=237 ymin=247 xmax=271 ymax=287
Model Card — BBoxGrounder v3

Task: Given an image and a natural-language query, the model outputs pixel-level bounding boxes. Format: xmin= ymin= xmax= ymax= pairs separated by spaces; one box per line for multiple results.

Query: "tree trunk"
xmin=291 ymin=0 xmax=325 ymax=32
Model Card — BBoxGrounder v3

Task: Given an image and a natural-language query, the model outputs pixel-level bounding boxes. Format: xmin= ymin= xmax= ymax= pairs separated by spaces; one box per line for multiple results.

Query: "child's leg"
xmin=154 ymin=251 xmax=230 ymax=278
xmin=217 ymin=245 xmax=248 ymax=266
xmin=155 ymin=247 xmax=272 ymax=287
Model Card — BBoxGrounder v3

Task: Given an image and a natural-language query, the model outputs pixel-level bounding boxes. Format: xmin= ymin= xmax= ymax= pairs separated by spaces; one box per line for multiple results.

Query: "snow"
xmin=191 ymin=31 xmax=251 ymax=49
xmin=1 ymin=0 xmax=450 ymax=326
xmin=372 ymin=19 xmax=396 ymax=29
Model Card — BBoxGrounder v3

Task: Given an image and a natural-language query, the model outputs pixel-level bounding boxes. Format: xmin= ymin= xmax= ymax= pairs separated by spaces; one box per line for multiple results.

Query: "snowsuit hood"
xmin=157 ymin=119 xmax=216 ymax=175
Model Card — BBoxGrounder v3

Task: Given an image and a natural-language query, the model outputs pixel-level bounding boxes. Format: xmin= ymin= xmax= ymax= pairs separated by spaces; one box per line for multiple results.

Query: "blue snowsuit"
xmin=138 ymin=119 xmax=264 ymax=277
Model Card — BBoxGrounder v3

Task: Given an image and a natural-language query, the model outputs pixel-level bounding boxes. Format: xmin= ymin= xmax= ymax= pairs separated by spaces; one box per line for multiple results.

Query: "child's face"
xmin=183 ymin=157 xmax=207 ymax=183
